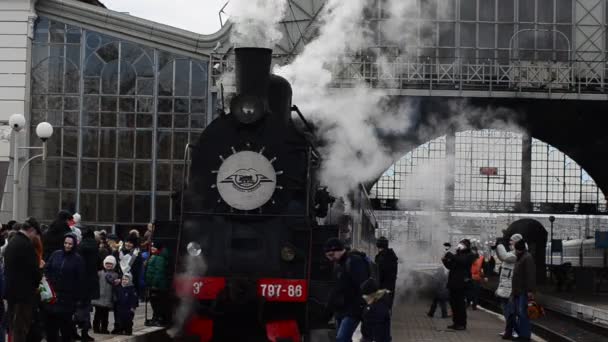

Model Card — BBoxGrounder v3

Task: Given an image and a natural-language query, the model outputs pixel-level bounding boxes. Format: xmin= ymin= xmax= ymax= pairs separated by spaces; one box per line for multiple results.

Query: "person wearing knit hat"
xmin=114 ymin=272 xmax=138 ymax=335
xmin=360 ymin=278 xmax=392 ymax=342
xmin=494 ymin=234 xmax=521 ymax=339
xmin=324 ymin=237 xmax=371 ymax=342
xmin=145 ymin=240 xmax=171 ymax=326
xmin=442 ymin=236 xmax=477 ymax=331
xmin=92 ymin=255 xmax=120 ymax=334
xmin=70 ymin=213 xmax=83 ymax=244
xmin=117 ymin=233 xmax=143 ymax=302
xmin=374 ymin=236 xmax=398 ymax=308
xmin=512 ymin=238 xmax=536 ymax=341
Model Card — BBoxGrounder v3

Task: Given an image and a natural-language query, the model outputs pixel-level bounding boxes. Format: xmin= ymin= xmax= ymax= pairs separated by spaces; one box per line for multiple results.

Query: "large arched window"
xmin=28 ymin=17 xmax=209 ymax=226
xmin=371 ymin=129 xmax=606 ymax=213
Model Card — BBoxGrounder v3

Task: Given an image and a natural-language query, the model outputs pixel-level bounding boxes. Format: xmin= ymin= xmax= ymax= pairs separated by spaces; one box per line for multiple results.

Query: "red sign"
xmin=257 ymin=278 xmax=307 ymax=302
xmin=479 ymin=167 xmax=498 ymax=176
xmin=174 ymin=276 xmax=226 ymax=300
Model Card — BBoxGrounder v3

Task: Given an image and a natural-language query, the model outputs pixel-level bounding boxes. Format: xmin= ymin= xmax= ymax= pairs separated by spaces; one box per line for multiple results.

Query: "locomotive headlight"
xmin=281 ymin=245 xmax=296 ymax=262
xmin=186 ymin=242 xmax=202 ymax=256
xmin=230 ymin=95 xmax=266 ymax=124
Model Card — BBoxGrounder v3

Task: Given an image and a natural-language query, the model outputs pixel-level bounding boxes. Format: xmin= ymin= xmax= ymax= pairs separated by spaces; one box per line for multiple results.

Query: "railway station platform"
xmin=386 ymin=300 xmax=544 ymax=342
xmin=90 ymin=303 xmax=164 ymax=342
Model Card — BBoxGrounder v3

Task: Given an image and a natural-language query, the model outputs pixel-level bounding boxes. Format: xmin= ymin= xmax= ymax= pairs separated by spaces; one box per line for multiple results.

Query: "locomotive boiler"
xmin=170 ymin=47 xmax=377 ymax=342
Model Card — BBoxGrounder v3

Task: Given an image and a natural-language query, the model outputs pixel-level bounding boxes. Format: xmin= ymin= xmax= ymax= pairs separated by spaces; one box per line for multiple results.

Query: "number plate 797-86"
xmin=257 ymin=278 xmax=307 ymax=302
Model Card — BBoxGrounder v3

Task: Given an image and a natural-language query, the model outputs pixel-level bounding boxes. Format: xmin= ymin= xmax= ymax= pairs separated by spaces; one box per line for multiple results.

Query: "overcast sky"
xmin=102 ymin=0 xmax=228 ymax=34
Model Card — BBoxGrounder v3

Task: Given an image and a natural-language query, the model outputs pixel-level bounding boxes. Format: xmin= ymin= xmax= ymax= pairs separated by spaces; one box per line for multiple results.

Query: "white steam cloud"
xmin=229 ymin=0 xmax=288 ymax=48
xmin=275 ymin=0 xmax=415 ymax=197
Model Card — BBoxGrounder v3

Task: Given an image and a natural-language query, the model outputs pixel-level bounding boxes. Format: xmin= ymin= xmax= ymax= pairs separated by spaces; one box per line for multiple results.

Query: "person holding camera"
xmin=492 ymin=233 xmax=523 ymax=339
xmin=441 ymin=239 xmax=476 ymax=331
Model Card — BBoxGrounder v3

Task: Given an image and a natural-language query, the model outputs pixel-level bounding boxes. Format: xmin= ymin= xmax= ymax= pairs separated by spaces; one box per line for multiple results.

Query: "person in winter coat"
xmin=114 ymin=274 xmax=139 ymax=335
xmin=442 ymin=239 xmax=477 ymax=331
xmin=427 ymin=266 xmax=449 ymax=318
xmin=92 ymin=256 xmax=120 ymax=334
xmin=44 ymin=233 xmax=85 ymax=342
xmin=360 ymin=278 xmax=392 ymax=342
xmin=324 ymin=238 xmax=370 ymax=342
xmin=70 ymin=213 xmax=83 ymax=244
xmin=374 ymin=237 xmax=398 ymax=307
xmin=115 ymin=235 xmax=143 ymax=293
xmin=512 ymin=239 xmax=536 ymax=342
xmin=493 ymin=233 xmax=523 ymax=340
xmin=43 ymin=210 xmax=72 ymax=261
xmin=75 ymin=228 xmax=101 ymax=341
xmin=467 ymin=247 xmax=486 ymax=310
xmin=145 ymin=241 xmax=170 ymax=326
xmin=4 ymin=222 xmax=42 ymax=342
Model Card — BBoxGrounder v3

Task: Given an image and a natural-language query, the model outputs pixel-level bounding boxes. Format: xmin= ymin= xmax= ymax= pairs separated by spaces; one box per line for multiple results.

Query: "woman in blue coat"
xmin=44 ymin=233 xmax=85 ymax=342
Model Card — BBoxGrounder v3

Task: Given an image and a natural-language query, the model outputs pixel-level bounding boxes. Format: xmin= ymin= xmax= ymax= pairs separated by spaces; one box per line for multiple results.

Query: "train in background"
xmin=154 ymin=47 xmax=378 ymax=342
xmin=545 ymin=232 xmax=608 ymax=292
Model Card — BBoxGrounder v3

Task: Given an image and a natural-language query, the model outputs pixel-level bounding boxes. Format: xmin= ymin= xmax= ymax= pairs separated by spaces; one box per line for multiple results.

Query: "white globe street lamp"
xmin=11 ymin=114 xmax=54 ymax=220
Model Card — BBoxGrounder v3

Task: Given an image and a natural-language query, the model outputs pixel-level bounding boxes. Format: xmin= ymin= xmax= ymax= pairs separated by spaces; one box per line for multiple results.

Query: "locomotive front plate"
xmin=216 ymin=150 xmax=277 ymax=210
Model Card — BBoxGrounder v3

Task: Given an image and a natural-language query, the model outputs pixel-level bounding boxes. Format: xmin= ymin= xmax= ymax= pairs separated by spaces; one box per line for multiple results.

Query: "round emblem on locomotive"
xmin=216 ymin=151 xmax=277 ymax=210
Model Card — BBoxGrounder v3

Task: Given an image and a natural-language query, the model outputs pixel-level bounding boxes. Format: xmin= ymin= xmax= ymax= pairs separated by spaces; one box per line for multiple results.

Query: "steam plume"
xmin=229 ymin=0 xmax=288 ymax=48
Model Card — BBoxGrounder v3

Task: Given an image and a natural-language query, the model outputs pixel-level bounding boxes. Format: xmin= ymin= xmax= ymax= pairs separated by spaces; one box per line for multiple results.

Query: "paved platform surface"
xmin=89 ymin=302 xmax=164 ymax=342
xmin=385 ymin=300 xmax=543 ymax=342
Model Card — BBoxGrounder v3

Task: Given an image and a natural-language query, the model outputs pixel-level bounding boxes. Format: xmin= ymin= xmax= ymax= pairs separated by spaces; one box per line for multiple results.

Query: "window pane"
xmin=80 ymin=193 xmax=97 ymax=222
xmin=479 ymin=0 xmax=495 ymax=21
xmin=117 ymin=130 xmax=134 ymax=158
xmin=156 ymin=163 xmax=171 ymax=191
xmin=556 ymin=0 xmax=572 ymax=23
xmin=98 ymin=194 xmax=114 ymax=222
xmin=117 ymin=163 xmax=133 ymax=190
xmin=136 ymin=130 xmax=152 ymax=159
xmin=62 ymin=160 xmax=77 ymax=188
xmin=82 ymin=128 xmax=99 ymax=157
xmin=460 ymin=23 xmax=476 ymax=47
xmin=498 ymin=0 xmax=514 ymax=22
xmin=81 ymin=161 xmax=97 ymax=189
xmin=157 ymin=131 xmax=171 ymax=160
xmin=173 ymin=132 xmax=188 ymax=159
xmin=191 ymin=63 xmax=208 ymax=97
xmin=519 ymin=0 xmax=535 ymax=22
xmin=99 ymin=162 xmax=115 ymax=190
xmin=438 ymin=23 xmax=455 ymax=46
xmin=116 ymin=194 xmax=133 ymax=222
xmin=497 ymin=24 xmax=514 ymax=48
xmin=99 ymin=130 xmax=116 ymax=158
xmin=172 ymin=164 xmax=184 ymax=191
xmin=61 ymin=191 xmax=77 ymax=213
xmin=460 ymin=0 xmax=476 ymax=20
xmin=174 ymin=59 xmax=190 ymax=96
xmin=134 ymin=163 xmax=151 ymax=191
xmin=63 ymin=128 xmax=78 ymax=157
xmin=134 ymin=195 xmax=151 ymax=223
xmin=538 ymin=0 xmax=554 ymax=23
xmin=155 ymin=195 xmax=170 ymax=221
xmin=420 ymin=0 xmax=437 ymax=19
xmin=479 ymin=24 xmax=495 ymax=48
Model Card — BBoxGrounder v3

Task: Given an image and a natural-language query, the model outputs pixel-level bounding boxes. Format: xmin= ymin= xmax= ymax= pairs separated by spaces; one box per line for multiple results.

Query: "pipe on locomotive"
xmin=230 ymin=48 xmax=273 ymax=124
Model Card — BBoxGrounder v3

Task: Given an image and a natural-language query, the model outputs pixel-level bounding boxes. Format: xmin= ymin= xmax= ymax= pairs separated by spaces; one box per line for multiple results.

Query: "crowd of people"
xmin=322 ymin=234 xmax=537 ymax=342
xmin=0 ymin=210 xmax=170 ymax=342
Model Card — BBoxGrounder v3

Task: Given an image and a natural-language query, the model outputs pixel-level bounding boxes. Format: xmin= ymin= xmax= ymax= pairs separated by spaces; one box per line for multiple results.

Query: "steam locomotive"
xmin=166 ymin=48 xmax=377 ymax=342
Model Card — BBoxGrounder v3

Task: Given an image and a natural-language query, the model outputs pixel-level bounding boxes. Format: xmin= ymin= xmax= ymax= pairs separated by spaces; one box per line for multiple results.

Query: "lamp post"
xmin=549 ymin=215 xmax=556 ymax=265
xmin=10 ymin=114 xmax=53 ymax=221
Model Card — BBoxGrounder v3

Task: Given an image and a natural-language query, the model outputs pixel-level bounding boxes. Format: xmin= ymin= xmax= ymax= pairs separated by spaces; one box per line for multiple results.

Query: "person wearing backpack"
xmin=375 ymin=237 xmax=398 ymax=307
xmin=324 ymin=238 xmax=370 ymax=342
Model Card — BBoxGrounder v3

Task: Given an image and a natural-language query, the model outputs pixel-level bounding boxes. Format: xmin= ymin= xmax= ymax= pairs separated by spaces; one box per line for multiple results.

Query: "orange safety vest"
xmin=471 ymin=255 xmax=484 ymax=281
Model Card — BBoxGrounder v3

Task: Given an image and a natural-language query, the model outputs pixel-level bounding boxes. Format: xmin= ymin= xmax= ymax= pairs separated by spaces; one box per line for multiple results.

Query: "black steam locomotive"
xmin=167 ymin=48 xmax=377 ymax=342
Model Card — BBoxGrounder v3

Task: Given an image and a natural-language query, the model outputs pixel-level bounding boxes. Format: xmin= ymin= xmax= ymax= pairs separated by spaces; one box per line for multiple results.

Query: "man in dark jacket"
xmin=76 ymin=228 xmax=101 ymax=341
xmin=4 ymin=221 xmax=42 ymax=342
xmin=512 ymin=239 xmax=536 ymax=341
xmin=442 ymin=239 xmax=476 ymax=331
xmin=374 ymin=237 xmax=398 ymax=306
xmin=324 ymin=238 xmax=370 ymax=342
xmin=43 ymin=210 xmax=72 ymax=261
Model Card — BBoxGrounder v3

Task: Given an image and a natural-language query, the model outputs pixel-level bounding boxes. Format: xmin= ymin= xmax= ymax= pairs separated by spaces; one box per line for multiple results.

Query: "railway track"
xmin=479 ymin=288 xmax=608 ymax=342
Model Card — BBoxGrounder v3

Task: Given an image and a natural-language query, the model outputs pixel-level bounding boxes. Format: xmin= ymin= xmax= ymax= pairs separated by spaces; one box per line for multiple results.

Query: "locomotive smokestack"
xmin=235 ymin=47 xmax=272 ymax=98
